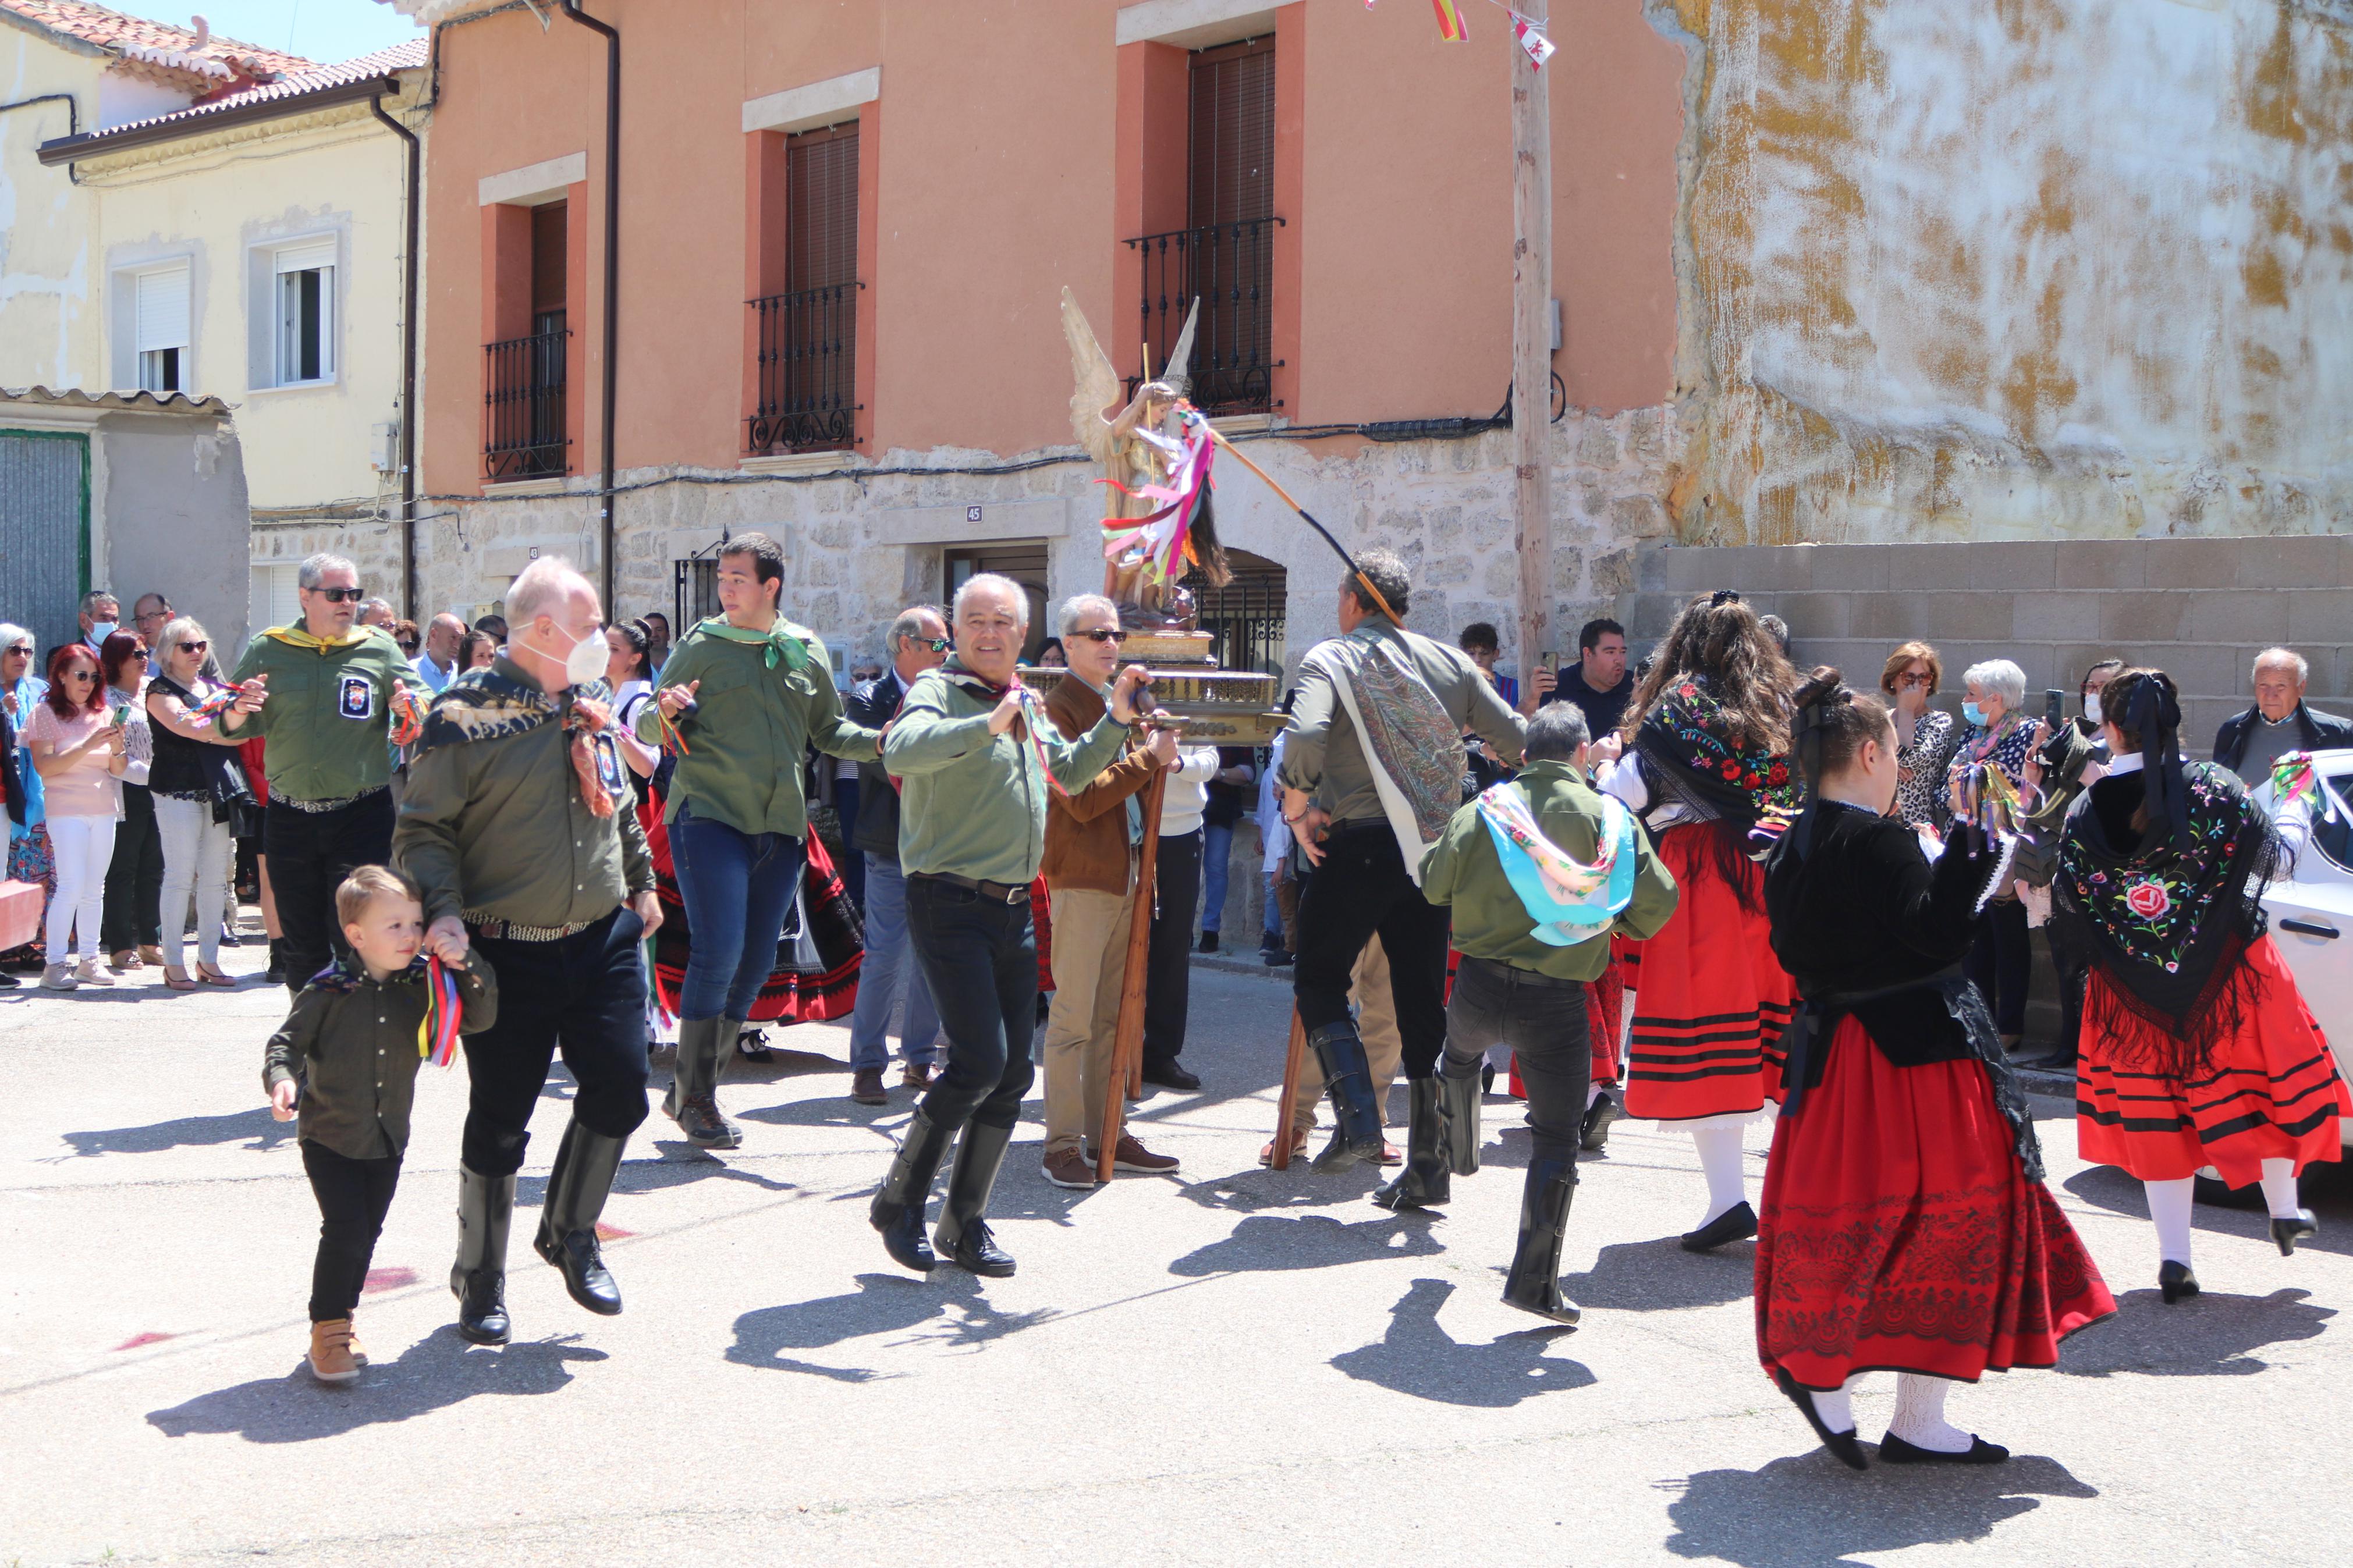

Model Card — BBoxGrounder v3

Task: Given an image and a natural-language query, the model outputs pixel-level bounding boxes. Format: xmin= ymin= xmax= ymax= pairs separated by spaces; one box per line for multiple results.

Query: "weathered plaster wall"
xmin=0 ymin=35 xmax=100 ymax=390
xmin=1655 ymin=0 xmax=2353 ymax=544
xmin=98 ymin=411 xmax=251 ymax=656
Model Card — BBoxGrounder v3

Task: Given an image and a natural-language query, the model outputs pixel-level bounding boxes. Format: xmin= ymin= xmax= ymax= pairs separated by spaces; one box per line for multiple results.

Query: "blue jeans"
xmin=1200 ymin=821 xmax=1233 ymax=934
xmin=846 ymin=852 xmax=941 ymax=1071
xmin=670 ymin=808 xmax=806 ymax=1022
xmin=906 ymin=874 xmax=1038 ymax=1133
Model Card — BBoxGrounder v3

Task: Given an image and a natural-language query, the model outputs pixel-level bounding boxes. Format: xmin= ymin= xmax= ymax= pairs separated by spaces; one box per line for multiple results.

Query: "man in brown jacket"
xmin=1039 ymin=594 xmax=1181 ymax=1189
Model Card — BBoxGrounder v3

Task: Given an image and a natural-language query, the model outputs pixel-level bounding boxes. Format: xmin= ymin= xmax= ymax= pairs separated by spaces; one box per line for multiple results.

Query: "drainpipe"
xmin=558 ymin=0 xmax=621 ymax=615
xmin=0 ymin=92 xmax=79 ymax=183
xmin=369 ymin=92 xmax=423 ymax=618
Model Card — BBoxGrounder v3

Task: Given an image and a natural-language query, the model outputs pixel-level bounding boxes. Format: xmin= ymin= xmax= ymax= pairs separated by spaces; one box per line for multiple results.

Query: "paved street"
xmin=3 ymin=943 xmax=2347 ymax=1567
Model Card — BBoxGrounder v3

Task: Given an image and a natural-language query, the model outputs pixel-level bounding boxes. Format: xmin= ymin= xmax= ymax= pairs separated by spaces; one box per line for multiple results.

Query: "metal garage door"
xmin=0 ymin=431 xmax=90 ymax=658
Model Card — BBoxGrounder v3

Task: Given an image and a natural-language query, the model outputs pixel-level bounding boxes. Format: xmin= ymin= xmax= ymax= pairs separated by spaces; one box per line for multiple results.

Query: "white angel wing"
xmin=1163 ymin=297 xmax=1200 ymax=403
xmin=1062 ymin=286 xmax=1123 ymax=463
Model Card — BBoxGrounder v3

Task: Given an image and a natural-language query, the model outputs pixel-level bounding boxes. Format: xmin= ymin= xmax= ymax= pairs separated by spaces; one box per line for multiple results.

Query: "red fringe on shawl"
xmin=2076 ymin=933 xmax=2350 ymax=1185
xmin=1619 ymin=822 xmax=1793 ymax=1122
xmin=1757 ymin=1015 xmax=2115 ymax=1391
xmin=639 ymin=788 xmax=864 ymax=1025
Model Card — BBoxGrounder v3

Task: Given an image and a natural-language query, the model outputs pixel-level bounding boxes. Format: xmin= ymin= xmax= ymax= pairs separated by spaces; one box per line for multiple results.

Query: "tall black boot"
xmin=664 ymin=1016 xmax=741 ymax=1150
xmin=1502 ymin=1155 xmax=1581 ymax=1325
xmin=533 ymin=1119 xmax=627 ymax=1315
xmin=264 ymin=937 xmax=287 ymax=986
xmin=450 ymin=1166 xmax=515 ymax=1345
xmin=1440 ymin=1061 xmax=1482 ymax=1175
xmin=1373 ymin=1078 xmax=1452 ymax=1210
xmin=1307 ymin=1020 xmax=1386 ymax=1172
xmin=870 ymin=1108 xmax=954 ymax=1272
xmin=934 ymin=1121 xmax=1017 ymax=1277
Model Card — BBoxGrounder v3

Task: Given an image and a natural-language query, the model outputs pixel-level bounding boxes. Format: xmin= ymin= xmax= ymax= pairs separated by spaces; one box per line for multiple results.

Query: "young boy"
xmin=265 ymin=865 xmax=496 ymax=1384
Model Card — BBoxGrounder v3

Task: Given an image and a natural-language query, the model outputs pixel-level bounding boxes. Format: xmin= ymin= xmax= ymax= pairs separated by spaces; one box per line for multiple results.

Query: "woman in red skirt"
xmin=1598 ymin=592 xmax=1803 ymax=1248
xmin=1759 ymin=671 xmax=2113 ymax=1469
xmin=2056 ymin=667 xmax=2350 ymax=1302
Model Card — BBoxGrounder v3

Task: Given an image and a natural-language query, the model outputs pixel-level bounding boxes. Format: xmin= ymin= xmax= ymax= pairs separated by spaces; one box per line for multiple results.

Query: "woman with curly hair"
xmin=1595 ymin=591 xmax=1802 ymax=1249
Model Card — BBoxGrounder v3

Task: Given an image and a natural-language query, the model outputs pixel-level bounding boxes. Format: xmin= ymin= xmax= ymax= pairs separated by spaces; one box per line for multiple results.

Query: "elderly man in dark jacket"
xmin=2212 ymin=646 xmax=2353 ymax=786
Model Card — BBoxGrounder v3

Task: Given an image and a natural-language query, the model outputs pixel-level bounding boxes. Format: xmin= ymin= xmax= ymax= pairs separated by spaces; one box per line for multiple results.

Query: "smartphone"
xmin=1537 ymin=651 xmax=1559 ymax=676
xmin=108 ymin=703 xmax=128 ymax=728
xmin=2043 ymin=688 xmax=2064 ymax=730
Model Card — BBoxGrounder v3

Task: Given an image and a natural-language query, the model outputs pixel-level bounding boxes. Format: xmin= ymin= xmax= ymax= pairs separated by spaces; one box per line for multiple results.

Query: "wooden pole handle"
xmin=1272 ymin=1005 xmax=1307 ymax=1171
xmin=1098 ymin=765 xmax=1169 ymax=1184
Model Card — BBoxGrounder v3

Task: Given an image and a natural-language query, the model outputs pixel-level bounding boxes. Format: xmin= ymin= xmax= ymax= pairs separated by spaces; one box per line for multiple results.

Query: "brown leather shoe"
xmin=1040 ymin=1146 xmax=1099 ymax=1189
xmin=1379 ymin=1140 xmax=1402 ymax=1167
xmin=1259 ymin=1126 xmax=1311 ymax=1167
xmin=1088 ymin=1133 xmax=1179 ymax=1175
xmin=850 ymin=1068 xmax=888 ymax=1105
xmin=900 ymin=1062 xmax=935 ymax=1090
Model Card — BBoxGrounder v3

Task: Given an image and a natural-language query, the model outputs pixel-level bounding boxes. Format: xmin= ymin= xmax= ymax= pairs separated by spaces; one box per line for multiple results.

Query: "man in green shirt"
xmin=636 ymin=533 xmax=882 ymax=1150
xmin=1417 ymin=703 xmax=1678 ymax=1324
xmin=870 ymin=573 xmax=1149 ymax=1278
xmin=223 ymin=552 xmax=413 ymax=995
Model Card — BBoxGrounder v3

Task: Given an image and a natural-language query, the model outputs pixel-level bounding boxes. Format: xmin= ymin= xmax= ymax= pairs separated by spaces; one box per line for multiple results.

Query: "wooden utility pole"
xmin=1511 ymin=0 xmax=1555 ymax=689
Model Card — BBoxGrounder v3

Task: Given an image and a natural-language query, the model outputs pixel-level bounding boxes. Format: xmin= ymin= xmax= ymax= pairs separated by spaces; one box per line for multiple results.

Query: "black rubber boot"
xmin=1372 ymin=1078 xmax=1452 ymax=1210
xmin=1307 ymin=1021 xmax=1386 ymax=1172
xmin=1440 ymin=1062 xmax=1482 ymax=1175
xmin=935 ymin=1120 xmax=1017 ymax=1277
xmin=450 ymin=1166 xmax=514 ymax=1345
xmin=870 ymin=1108 xmax=954 ymax=1272
xmin=1502 ymin=1155 xmax=1581 ymax=1326
xmin=664 ymin=1016 xmax=742 ymax=1150
xmin=264 ymin=938 xmax=287 ymax=986
xmin=533 ymin=1120 xmax=626 ymax=1315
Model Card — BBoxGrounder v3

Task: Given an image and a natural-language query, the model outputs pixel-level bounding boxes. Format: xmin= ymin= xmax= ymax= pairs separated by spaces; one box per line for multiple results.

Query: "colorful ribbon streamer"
xmin=1431 ymin=0 xmax=1470 ymax=40
xmin=1099 ymin=403 xmax=1217 ymax=588
xmin=417 ymin=956 xmax=464 ymax=1068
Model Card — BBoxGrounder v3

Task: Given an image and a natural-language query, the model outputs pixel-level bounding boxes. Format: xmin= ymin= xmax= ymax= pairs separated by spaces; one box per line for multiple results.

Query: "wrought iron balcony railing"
xmin=748 ymin=282 xmax=861 ymax=455
xmin=482 ymin=323 xmax=570 ymax=481
xmin=1126 ymin=217 xmax=1285 ymax=417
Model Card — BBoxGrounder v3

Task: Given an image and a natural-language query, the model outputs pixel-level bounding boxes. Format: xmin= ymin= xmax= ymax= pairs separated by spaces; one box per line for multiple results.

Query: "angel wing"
xmin=1061 ymin=286 xmax=1123 ymax=463
xmin=1162 ymin=297 xmax=1199 ymax=403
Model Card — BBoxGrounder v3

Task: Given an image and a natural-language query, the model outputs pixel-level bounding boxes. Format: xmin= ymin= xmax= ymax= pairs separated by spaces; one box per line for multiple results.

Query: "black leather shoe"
xmin=2271 ymin=1209 xmax=2318 ymax=1256
xmin=1306 ymin=1021 xmax=1386 ymax=1172
xmin=1439 ymin=1067 xmax=1482 ymax=1175
xmin=935 ymin=1120 xmax=1017 ymax=1276
xmin=535 ymin=1228 xmax=623 ymax=1315
xmin=1681 ymin=1200 xmax=1758 ymax=1252
xmin=1373 ymin=1078 xmax=1451 ymax=1210
xmin=1580 ymin=1090 xmax=1626 ymax=1153
xmin=1502 ymin=1156 xmax=1581 ymax=1325
xmin=2159 ymin=1258 xmax=2200 ymax=1303
xmin=871 ymin=1109 xmax=952 ymax=1272
xmin=943 ymin=1218 xmax=1017 ymax=1277
xmin=534 ymin=1121 xmax=628 ymax=1315
xmin=450 ymin=1166 xmax=515 ymax=1345
xmin=1141 ymin=1062 xmax=1202 ymax=1091
xmin=1773 ymin=1367 xmax=1866 ymax=1471
xmin=1879 ymin=1432 xmax=2010 ymax=1465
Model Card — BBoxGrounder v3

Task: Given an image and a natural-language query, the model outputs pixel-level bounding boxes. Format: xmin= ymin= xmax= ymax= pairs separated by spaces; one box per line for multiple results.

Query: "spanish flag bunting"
xmin=1513 ymin=14 xmax=1556 ymax=67
xmin=1431 ymin=0 xmax=1468 ymax=41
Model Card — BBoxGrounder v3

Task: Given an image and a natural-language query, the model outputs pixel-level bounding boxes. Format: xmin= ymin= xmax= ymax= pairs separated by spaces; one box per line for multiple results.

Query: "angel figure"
xmin=1062 ymin=287 xmax=1231 ymax=631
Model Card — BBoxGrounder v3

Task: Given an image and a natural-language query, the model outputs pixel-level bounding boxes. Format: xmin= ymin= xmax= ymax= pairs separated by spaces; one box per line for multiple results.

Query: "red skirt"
xmin=2076 ymin=934 xmax=2350 ymax=1185
xmin=1757 ymin=1016 xmax=2114 ymax=1391
xmin=1620 ymin=823 xmax=1793 ymax=1122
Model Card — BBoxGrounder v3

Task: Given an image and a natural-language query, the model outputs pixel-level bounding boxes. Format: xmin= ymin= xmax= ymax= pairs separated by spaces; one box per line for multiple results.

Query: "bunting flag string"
xmin=1431 ymin=0 xmax=1470 ymax=41
xmin=1367 ymin=0 xmax=1557 ymax=64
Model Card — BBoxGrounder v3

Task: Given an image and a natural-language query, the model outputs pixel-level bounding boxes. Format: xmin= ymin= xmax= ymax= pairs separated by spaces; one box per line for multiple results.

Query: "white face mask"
xmin=2082 ymin=694 xmax=2103 ymax=727
xmin=548 ymin=622 xmax=608 ymax=685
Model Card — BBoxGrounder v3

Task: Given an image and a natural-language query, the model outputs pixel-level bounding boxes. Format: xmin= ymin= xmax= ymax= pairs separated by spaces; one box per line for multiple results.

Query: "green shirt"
xmin=884 ymin=665 xmax=1131 ymax=886
xmin=1418 ymin=760 xmax=1680 ymax=982
xmin=395 ymin=659 xmax=655 ymax=929
xmin=226 ymin=626 xmax=411 ymax=801
xmin=262 ymin=959 xmax=499 ymax=1161
xmin=634 ymin=616 xmax=879 ymax=836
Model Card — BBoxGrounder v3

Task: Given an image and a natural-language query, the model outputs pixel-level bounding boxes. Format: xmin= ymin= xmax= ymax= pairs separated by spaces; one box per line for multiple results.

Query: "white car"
xmin=2245 ymin=748 xmax=2353 ymax=1160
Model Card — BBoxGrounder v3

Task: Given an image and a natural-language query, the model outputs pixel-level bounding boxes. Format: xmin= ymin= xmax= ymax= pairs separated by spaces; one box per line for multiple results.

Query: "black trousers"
xmin=458 ymin=908 xmax=650 ymax=1176
xmin=906 ymin=875 xmax=1038 ymax=1133
xmin=101 ymin=783 xmax=162 ymax=952
xmin=1141 ymin=827 xmax=1203 ymax=1071
xmin=1963 ymin=898 xmax=2032 ymax=1037
xmin=1293 ymin=824 xmax=1451 ymax=1078
xmin=301 ymin=1139 xmax=402 ymax=1322
xmin=264 ymin=790 xmax=394 ymax=993
xmin=1445 ymin=955 xmax=1592 ymax=1163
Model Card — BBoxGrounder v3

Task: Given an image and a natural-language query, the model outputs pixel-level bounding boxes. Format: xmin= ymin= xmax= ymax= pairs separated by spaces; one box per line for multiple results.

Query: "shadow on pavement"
xmin=727 ymin=1270 xmax=1056 ymax=1377
xmin=1561 ymin=1238 xmax=1757 ymax=1311
xmin=1329 ymin=1277 xmax=1591 ymax=1406
xmin=1660 ymin=1452 xmax=2097 ymax=1565
xmin=1169 ymin=1211 xmax=1445 ymax=1276
xmin=2063 ymin=1161 xmax=2353 ymax=1259
xmin=622 ymin=1149 xmax=797 ymax=1194
xmin=2054 ymin=1287 xmax=2333 ymax=1377
xmin=55 ymin=1106 xmax=295 ymax=1159
xmin=1171 ymin=1161 xmax=1386 ymax=1215
xmin=145 ymin=1333 xmax=606 ymax=1442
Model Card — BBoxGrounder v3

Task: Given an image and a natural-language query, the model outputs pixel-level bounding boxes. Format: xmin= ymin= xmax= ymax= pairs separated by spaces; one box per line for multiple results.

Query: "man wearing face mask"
xmin=79 ymin=591 xmax=122 ymax=656
xmin=396 ymin=555 xmax=662 ymax=1344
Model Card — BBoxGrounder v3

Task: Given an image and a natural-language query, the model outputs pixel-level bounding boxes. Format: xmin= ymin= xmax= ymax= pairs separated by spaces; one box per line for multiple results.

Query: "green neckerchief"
xmin=698 ymin=615 xmax=810 ymax=673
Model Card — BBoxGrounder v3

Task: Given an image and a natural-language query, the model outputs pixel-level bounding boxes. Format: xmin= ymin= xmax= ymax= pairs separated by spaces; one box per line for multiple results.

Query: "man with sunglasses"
xmin=224 ymin=553 xmax=413 ymax=995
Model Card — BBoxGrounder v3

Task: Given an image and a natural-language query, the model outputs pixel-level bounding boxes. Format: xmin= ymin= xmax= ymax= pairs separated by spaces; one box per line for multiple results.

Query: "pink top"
xmin=27 ymin=702 xmax=120 ymax=818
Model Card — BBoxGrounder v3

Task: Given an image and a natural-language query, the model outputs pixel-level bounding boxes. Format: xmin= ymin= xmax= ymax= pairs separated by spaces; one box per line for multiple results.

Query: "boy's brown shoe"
xmin=346 ymin=1315 xmax=368 ymax=1366
xmin=308 ymin=1320 xmax=360 ymax=1385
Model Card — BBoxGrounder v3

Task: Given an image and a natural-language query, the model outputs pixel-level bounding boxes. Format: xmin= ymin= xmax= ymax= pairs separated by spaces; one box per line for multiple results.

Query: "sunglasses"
xmin=1070 ymin=628 xmax=1126 ymax=645
xmin=918 ymin=637 xmax=952 ymax=653
xmin=63 ymin=669 xmax=95 ymax=682
xmin=312 ymin=587 xmax=365 ymax=604
xmin=176 ymin=640 xmax=208 ymax=655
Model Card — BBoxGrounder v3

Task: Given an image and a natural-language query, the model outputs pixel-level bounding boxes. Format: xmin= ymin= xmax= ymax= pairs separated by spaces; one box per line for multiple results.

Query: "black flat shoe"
xmin=1680 ymin=1201 xmax=1758 ymax=1253
xmin=1580 ymin=1091 xmax=1625 ymax=1153
xmin=534 ymin=1229 xmax=623 ymax=1315
xmin=1773 ymin=1367 xmax=1866 ymax=1471
xmin=2271 ymin=1209 xmax=2318 ymax=1257
xmin=873 ymin=1204 xmax=936 ymax=1272
xmin=941 ymin=1219 xmax=1016 ymax=1278
xmin=1141 ymin=1063 xmax=1202 ymax=1091
xmin=1879 ymin=1432 xmax=2008 ymax=1464
xmin=2159 ymin=1258 xmax=2200 ymax=1304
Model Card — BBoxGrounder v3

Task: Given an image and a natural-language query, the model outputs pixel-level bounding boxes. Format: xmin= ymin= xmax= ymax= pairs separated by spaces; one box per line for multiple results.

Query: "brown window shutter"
xmin=1188 ymin=37 xmax=1274 ymax=229
xmin=531 ymin=200 xmax=567 ymax=313
xmin=786 ymin=123 xmax=860 ymax=291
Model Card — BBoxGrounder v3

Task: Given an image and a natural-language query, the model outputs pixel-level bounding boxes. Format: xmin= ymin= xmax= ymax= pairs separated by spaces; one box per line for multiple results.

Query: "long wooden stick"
xmin=1097 ymin=765 xmax=1169 ymax=1183
xmin=1202 ymin=426 xmax=1402 ymax=628
xmin=1271 ymin=1006 xmax=1307 ymax=1171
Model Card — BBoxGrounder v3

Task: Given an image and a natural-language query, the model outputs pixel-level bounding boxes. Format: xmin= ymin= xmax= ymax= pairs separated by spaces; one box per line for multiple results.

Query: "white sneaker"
xmin=74 ymin=958 xmax=115 ymax=987
xmin=39 ymin=963 xmax=76 ymax=990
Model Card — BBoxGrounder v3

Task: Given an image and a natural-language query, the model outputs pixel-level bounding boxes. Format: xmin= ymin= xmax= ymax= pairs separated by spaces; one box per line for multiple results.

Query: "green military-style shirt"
xmin=263 ymin=958 xmax=499 ymax=1161
xmin=226 ymin=624 xmax=411 ymax=801
xmin=634 ymin=614 xmax=880 ymax=836
xmin=1418 ymin=759 xmax=1680 ymax=982
xmin=885 ymin=663 xmax=1131 ymax=887
xmin=395 ymin=659 xmax=655 ymax=930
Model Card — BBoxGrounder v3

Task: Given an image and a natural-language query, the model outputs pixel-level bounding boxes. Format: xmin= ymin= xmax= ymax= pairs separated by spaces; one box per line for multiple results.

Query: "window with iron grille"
xmin=749 ymin=123 xmax=861 ymax=455
xmin=1182 ymin=547 xmax=1287 ymax=677
xmin=484 ymin=201 xmax=570 ymax=480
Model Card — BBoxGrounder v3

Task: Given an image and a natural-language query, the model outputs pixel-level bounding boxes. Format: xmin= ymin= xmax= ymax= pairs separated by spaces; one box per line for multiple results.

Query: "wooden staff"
xmin=1096 ymin=763 xmax=1169 ymax=1184
xmin=1271 ymin=1006 xmax=1307 ymax=1171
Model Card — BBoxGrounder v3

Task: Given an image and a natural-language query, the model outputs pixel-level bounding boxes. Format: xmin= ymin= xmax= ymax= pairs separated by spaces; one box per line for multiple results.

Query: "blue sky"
xmin=119 ymin=1 xmax=421 ymax=66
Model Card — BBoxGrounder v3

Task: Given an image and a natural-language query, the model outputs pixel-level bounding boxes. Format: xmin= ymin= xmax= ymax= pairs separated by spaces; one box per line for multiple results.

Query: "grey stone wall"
xmin=100 ymin=411 xmax=251 ymax=659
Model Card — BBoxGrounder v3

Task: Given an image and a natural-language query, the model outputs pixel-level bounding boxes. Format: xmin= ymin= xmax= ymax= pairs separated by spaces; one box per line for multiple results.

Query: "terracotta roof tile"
xmin=0 ymin=1 xmax=317 ymax=79
xmin=77 ymin=37 xmax=428 ymax=141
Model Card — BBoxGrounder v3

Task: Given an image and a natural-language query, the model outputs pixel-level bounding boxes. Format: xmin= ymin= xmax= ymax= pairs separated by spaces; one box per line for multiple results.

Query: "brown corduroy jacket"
xmin=1042 ymin=674 xmax=1161 ymax=895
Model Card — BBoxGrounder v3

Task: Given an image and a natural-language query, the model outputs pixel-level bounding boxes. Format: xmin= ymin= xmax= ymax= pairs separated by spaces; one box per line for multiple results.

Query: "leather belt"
xmin=911 ymin=871 xmax=1029 ymax=905
xmin=466 ymin=911 xmax=597 ymax=943
xmin=275 ymin=785 xmax=389 ymax=815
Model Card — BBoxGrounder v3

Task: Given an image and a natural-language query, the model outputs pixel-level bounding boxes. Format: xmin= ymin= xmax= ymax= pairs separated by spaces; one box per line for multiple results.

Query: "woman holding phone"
xmin=28 ymin=645 xmax=130 ymax=989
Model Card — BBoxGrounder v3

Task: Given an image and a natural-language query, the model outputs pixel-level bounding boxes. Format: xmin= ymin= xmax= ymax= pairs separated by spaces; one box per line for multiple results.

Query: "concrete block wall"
xmin=1624 ymin=536 xmax=2353 ymax=752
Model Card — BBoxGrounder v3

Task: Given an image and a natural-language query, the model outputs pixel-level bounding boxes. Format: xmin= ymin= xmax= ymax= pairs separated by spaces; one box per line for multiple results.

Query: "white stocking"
xmin=1888 ymin=1373 xmax=1972 ymax=1453
xmin=2258 ymin=1157 xmax=2302 ymax=1219
xmin=1808 ymin=1374 xmax=1859 ymax=1435
xmin=1691 ymin=1125 xmax=1747 ymax=1224
xmin=2145 ymin=1177 xmax=2195 ymax=1267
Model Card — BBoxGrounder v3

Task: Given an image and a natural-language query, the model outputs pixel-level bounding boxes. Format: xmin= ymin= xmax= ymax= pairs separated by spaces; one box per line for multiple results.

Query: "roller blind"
xmin=274 ymin=240 xmax=336 ymax=275
xmin=134 ymin=265 xmax=191 ymax=353
xmin=786 ymin=123 xmax=860 ymax=292
xmin=1189 ymin=37 xmax=1275 ymax=228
